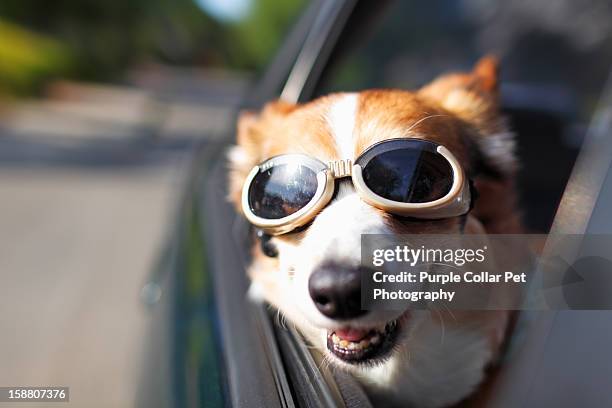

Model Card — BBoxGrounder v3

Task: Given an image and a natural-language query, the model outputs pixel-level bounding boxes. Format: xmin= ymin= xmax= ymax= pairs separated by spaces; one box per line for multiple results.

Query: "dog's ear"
xmin=227 ymin=100 xmax=297 ymax=212
xmin=419 ymin=56 xmax=515 ymax=174
xmin=418 ymin=56 xmax=501 ymax=135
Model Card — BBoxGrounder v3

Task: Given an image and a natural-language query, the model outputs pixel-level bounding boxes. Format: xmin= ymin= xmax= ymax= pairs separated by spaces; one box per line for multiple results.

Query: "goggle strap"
xmin=468 ymin=178 xmax=479 ymax=212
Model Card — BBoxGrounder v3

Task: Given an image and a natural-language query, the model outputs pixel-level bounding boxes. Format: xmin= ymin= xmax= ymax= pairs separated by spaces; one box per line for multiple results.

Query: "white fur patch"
xmin=247 ymin=281 xmax=265 ymax=301
xmin=476 ymin=131 xmax=517 ymax=174
xmin=326 ymin=93 xmax=358 ymax=159
xmin=358 ymin=315 xmax=492 ymax=408
xmin=303 ymin=182 xmax=390 ymax=268
xmin=227 ymin=145 xmax=250 ymax=170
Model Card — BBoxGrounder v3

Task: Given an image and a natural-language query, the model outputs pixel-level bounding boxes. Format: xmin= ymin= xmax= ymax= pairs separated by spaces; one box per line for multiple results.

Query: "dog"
xmin=228 ymin=56 xmax=522 ymax=407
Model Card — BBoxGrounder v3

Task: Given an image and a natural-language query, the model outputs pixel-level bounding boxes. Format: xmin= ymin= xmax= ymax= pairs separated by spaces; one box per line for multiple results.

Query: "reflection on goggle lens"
xmin=248 ymin=164 xmax=318 ymax=219
xmin=361 ymin=149 xmax=453 ymax=203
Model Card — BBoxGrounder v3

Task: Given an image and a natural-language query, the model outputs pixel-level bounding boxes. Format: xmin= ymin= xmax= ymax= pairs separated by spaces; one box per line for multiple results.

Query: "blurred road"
xmin=0 ymin=76 xmax=240 ymax=407
xmin=0 ymin=165 xmax=185 ymax=408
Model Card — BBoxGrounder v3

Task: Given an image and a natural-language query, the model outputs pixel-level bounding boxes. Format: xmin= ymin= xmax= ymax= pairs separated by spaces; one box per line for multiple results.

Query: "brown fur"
xmin=229 ymin=56 xmax=521 ymax=234
xmin=228 ymin=57 xmax=523 ymax=406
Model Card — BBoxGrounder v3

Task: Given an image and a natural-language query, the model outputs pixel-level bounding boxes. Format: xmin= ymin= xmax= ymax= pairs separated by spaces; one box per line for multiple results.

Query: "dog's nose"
xmin=309 ymin=263 xmax=368 ymax=319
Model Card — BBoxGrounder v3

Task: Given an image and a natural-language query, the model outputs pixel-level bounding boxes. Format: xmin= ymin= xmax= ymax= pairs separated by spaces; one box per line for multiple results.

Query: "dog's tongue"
xmin=335 ymin=327 xmax=369 ymax=342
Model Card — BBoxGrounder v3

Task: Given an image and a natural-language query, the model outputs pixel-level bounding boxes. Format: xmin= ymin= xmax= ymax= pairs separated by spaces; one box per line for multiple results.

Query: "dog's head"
xmin=228 ymin=57 xmax=518 ymax=394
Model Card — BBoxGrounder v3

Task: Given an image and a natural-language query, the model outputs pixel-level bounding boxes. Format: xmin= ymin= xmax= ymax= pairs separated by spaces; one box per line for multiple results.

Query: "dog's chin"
xmin=324 ymin=312 xmax=410 ymax=366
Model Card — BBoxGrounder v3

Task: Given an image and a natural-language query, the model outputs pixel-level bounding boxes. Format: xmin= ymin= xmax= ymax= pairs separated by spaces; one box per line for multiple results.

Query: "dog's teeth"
xmin=328 ymin=321 xmax=399 ymax=360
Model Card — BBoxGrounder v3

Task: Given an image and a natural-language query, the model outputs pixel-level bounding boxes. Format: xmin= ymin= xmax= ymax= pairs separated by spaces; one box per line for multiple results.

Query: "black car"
xmin=138 ymin=1 xmax=612 ymax=407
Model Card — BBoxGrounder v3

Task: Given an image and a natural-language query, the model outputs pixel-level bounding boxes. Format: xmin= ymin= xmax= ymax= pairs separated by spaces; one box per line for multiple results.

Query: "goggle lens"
xmin=248 ymin=163 xmax=318 ymax=219
xmin=360 ymin=148 xmax=453 ymax=203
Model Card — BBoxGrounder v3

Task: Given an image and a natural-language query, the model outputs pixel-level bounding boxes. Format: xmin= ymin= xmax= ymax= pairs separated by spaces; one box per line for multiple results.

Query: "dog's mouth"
xmin=326 ymin=320 xmax=399 ymax=364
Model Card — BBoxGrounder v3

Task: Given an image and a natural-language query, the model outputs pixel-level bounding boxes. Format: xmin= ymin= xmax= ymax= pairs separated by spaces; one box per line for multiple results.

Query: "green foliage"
xmin=229 ymin=0 xmax=305 ymax=70
xmin=0 ymin=0 xmax=165 ymax=82
xmin=0 ymin=0 xmax=305 ymax=95
xmin=0 ymin=19 xmax=71 ymax=95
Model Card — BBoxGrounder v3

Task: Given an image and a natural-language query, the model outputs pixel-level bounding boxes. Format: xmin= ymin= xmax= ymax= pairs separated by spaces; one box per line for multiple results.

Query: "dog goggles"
xmin=241 ymin=138 xmax=471 ymax=235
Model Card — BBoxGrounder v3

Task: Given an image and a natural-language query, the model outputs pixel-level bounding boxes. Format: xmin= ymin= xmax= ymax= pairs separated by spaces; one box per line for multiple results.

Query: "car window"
xmin=314 ymin=0 xmax=612 ymax=232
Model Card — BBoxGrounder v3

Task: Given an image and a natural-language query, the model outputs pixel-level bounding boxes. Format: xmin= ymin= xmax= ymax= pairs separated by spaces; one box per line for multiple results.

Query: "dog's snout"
xmin=308 ymin=263 xmax=368 ymax=319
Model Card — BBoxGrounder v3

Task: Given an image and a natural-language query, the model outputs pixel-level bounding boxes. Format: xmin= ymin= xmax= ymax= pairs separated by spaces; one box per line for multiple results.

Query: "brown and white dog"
xmin=228 ymin=57 xmax=522 ymax=407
